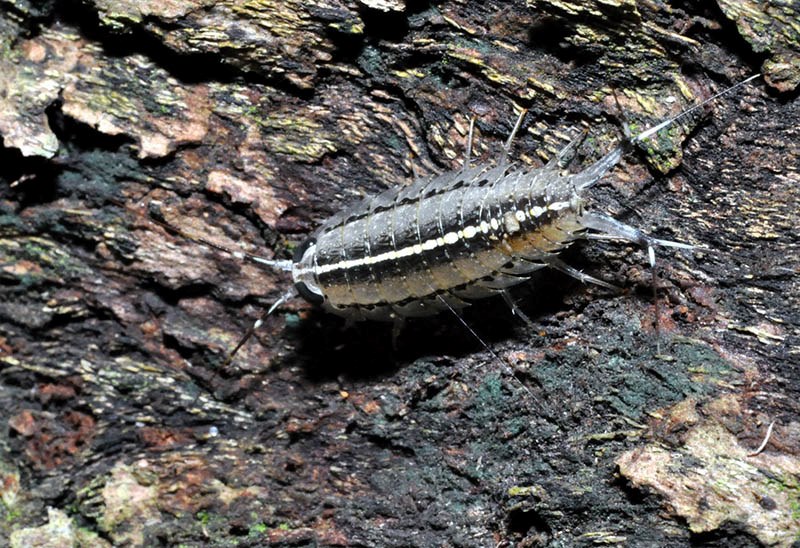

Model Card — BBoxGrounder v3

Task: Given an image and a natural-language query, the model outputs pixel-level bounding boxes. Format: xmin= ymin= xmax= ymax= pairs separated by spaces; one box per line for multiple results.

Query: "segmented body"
xmin=291 ymin=135 xmax=625 ymax=321
xmin=286 ymin=75 xmax=759 ymax=325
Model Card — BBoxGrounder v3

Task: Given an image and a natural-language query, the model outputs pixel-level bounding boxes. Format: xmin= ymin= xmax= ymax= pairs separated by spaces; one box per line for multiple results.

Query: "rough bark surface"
xmin=0 ymin=0 xmax=798 ymax=546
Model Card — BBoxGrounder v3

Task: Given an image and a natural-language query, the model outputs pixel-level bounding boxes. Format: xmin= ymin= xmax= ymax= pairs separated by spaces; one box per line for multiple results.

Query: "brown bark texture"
xmin=0 ymin=0 xmax=798 ymax=546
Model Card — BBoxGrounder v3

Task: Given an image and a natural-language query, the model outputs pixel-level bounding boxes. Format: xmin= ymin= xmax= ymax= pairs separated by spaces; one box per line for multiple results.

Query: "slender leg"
xmin=546 ymin=258 xmax=620 ymax=291
xmin=501 ymin=290 xmax=537 ymax=328
xmin=579 ymin=212 xmax=697 ymax=354
xmin=391 ymin=317 xmax=405 ymax=351
xmin=499 ymin=108 xmax=528 ymax=167
xmin=462 ymin=115 xmax=477 ymax=171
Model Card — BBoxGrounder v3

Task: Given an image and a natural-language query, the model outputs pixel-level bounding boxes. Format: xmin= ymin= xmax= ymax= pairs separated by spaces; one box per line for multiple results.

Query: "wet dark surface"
xmin=0 ymin=0 xmax=797 ymax=546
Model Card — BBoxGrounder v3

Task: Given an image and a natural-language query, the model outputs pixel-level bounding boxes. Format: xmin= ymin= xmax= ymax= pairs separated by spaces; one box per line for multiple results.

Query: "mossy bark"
xmin=1 ymin=1 xmax=798 ymax=546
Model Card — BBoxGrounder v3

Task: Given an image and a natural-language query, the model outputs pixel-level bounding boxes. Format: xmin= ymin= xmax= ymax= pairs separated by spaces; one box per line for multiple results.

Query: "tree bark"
xmin=0 ymin=0 xmax=798 ymax=546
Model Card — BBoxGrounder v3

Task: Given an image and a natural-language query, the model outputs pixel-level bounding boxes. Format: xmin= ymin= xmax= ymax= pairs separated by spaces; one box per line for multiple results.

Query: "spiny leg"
xmin=498 ymin=108 xmax=528 ymax=167
xmin=462 ymin=115 xmax=477 ymax=172
xmin=580 ymin=212 xmax=696 ymax=353
xmin=546 ymin=258 xmax=621 ymax=291
xmin=435 ymin=293 xmax=538 ymax=404
xmin=500 ymin=289 xmax=537 ymax=328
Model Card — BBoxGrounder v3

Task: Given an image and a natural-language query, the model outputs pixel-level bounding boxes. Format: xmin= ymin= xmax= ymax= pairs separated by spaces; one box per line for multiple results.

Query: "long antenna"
xmin=113 ymin=197 xmax=295 ymax=378
xmin=628 ymin=73 xmax=760 ymax=352
xmin=115 ymin=198 xmax=292 ymax=271
xmin=436 ymin=294 xmax=539 ymax=405
xmin=213 ymin=287 xmax=297 ymax=367
xmin=633 ymin=74 xmax=761 ymax=143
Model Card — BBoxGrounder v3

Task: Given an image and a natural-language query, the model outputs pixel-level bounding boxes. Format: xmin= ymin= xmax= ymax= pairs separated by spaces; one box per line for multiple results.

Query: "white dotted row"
xmin=315 ymin=201 xmax=571 ymax=275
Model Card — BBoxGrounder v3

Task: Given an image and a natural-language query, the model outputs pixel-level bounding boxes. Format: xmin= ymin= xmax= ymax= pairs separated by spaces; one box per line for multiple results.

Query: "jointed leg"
xmin=498 ymin=109 xmax=528 ymax=168
xmin=546 ymin=258 xmax=620 ymax=291
xmin=501 ymin=290 xmax=536 ymax=328
xmin=580 ymin=212 xmax=695 ymax=267
xmin=462 ymin=115 xmax=477 ymax=171
xmin=579 ymin=212 xmax=696 ymax=353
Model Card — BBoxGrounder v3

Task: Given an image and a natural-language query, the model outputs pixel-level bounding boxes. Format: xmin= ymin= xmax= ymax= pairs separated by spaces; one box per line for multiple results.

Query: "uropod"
xmin=207 ymin=75 xmax=761 ymax=361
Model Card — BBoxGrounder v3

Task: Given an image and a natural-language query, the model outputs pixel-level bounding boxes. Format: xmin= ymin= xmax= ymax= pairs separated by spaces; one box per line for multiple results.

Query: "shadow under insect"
xmin=286 ymin=252 xmax=603 ymax=383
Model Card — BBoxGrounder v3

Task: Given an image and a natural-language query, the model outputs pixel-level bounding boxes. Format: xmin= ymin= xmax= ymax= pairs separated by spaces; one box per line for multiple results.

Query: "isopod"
xmin=192 ymin=74 xmax=760 ymax=360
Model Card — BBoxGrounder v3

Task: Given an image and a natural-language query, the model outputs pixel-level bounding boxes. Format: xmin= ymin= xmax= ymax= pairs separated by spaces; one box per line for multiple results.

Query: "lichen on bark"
xmin=0 ymin=0 xmax=798 ymax=546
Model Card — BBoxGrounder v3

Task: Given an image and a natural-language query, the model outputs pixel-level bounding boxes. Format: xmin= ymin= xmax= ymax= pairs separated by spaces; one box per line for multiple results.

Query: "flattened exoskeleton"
xmin=223 ymin=75 xmax=760 ymax=359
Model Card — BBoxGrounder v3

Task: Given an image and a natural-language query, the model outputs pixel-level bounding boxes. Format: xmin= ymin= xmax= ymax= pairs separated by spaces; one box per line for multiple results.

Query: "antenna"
xmin=627 ymin=73 xmax=760 ymax=352
xmin=436 ymin=294 xmax=540 ymax=406
xmin=633 ymin=74 xmax=761 ymax=143
xmin=117 ymin=198 xmax=292 ymax=272
xmin=114 ymin=197 xmax=295 ymax=379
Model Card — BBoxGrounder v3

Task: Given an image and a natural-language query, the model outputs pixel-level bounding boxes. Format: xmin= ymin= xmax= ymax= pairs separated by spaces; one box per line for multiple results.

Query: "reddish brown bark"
xmin=1 ymin=1 xmax=798 ymax=546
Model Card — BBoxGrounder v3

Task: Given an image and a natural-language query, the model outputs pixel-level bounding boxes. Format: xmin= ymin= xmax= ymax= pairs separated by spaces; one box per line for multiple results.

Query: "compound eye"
xmin=295 ymin=281 xmax=324 ymax=305
xmin=292 ymin=237 xmax=324 ymax=305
